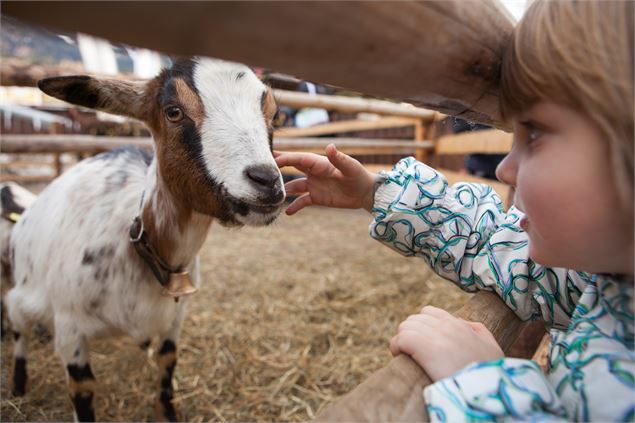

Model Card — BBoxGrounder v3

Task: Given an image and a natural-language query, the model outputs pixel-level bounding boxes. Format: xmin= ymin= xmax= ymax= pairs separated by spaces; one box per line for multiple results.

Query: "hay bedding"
xmin=1 ymin=206 xmax=469 ymax=422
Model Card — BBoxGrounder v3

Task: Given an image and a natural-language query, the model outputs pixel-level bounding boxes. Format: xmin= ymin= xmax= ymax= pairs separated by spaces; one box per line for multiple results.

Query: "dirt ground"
xmin=0 ymin=206 xmax=470 ymax=422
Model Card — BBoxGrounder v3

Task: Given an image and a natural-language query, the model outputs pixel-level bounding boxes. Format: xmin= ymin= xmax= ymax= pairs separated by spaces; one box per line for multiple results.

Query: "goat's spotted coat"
xmin=6 ymin=58 xmax=284 ymax=421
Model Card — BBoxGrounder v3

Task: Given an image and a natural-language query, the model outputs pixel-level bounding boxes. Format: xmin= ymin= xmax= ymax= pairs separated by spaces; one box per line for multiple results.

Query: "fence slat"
xmin=275 ymin=117 xmax=419 ymax=138
xmin=1 ymin=135 xmax=433 ymax=154
xmin=436 ymin=129 xmax=513 ymax=155
xmin=273 ymin=90 xmax=436 ymax=120
xmin=314 ymin=291 xmax=524 ymax=422
xmin=4 ymin=1 xmax=513 ymax=127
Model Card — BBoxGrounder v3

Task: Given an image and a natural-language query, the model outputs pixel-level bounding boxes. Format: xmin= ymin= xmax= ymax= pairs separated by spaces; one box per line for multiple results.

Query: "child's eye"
xmin=528 ymin=127 xmax=543 ymax=143
xmin=520 ymin=121 xmax=544 ymax=146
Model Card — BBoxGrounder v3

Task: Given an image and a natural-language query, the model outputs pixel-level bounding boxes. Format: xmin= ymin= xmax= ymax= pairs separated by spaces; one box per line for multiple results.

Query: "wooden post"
xmin=314 ymin=291 xmax=524 ymax=422
xmin=532 ymin=334 xmax=551 ymax=373
xmin=53 ymin=153 xmax=62 ymax=176
xmin=414 ymin=118 xmax=438 ymax=165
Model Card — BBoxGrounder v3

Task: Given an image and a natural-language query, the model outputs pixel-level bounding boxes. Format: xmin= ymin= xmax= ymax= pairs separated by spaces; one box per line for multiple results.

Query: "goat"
xmin=5 ymin=57 xmax=285 ymax=421
xmin=0 ymin=182 xmax=36 ymax=338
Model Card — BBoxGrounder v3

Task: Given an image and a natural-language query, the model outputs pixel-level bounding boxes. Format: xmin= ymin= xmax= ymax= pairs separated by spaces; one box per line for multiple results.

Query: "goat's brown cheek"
xmin=156 ymin=132 xmax=192 ymax=204
xmin=162 ymin=132 xmax=221 ymax=216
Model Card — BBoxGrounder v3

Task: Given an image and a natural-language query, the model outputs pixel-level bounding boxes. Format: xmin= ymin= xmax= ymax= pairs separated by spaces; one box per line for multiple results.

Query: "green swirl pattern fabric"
xmin=369 ymin=157 xmax=634 ymax=421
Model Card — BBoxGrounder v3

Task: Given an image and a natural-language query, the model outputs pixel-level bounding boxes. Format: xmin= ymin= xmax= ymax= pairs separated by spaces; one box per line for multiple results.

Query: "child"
xmin=274 ymin=0 xmax=634 ymax=420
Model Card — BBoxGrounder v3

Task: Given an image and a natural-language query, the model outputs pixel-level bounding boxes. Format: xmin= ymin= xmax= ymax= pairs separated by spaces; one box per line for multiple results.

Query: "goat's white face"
xmin=37 ymin=58 xmax=286 ymax=227
xmin=193 ymin=59 xmax=285 ymax=226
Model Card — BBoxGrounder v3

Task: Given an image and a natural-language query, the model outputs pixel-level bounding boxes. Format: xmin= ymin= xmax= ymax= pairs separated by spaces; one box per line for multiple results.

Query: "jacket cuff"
xmin=371 ymin=157 xmax=445 ymax=215
xmin=372 ymin=176 xmax=403 ymax=213
xmin=423 ymin=358 xmax=567 ymax=421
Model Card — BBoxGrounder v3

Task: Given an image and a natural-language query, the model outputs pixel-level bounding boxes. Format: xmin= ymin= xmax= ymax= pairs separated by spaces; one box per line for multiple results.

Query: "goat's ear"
xmin=37 ymin=76 xmax=147 ymax=121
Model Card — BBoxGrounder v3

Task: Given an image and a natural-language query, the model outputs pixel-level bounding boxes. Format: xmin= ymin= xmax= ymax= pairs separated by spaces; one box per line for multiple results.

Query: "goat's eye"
xmin=165 ymin=106 xmax=184 ymax=122
xmin=272 ymin=109 xmax=284 ymax=127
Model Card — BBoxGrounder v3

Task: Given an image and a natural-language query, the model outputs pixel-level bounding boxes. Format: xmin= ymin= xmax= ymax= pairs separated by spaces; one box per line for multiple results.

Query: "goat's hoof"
xmin=154 ymin=400 xmax=179 ymax=422
xmin=11 ymin=385 xmax=26 ymax=396
xmin=12 ymin=357 xmax=27 ymax=396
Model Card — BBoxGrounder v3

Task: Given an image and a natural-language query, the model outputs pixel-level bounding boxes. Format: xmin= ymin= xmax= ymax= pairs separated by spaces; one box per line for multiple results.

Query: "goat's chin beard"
xmin=234 ymin=208 xmax=283 ymax=226
xmin=226 ymin=202 xmax=283 ymax=227
xmin=214 ymin=210 xmax=282 ymax=227
xmin=215 ymin=185 xmax=285 ymax=227
xmin=210 ymin=197 xmax=283 ymax=227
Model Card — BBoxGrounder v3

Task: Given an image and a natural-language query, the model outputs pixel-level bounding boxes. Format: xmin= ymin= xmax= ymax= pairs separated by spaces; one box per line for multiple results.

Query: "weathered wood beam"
xmin=0 ymin=134 xmax=434 ymax=155
xmin=0 ymin=62 xmax=439 ymax=121
xmin=275 ymin=137 xmax=434 ymax=155
xmin=0 ymin=135 xmax=153 ymax=154
xmin=531 ymin=334 xmax=551 ymax=373
xmin=273 ymin=90 xmax=436 ymax=120
xmin=0 ymin=58 xmax=137 ymax=87
xmin=435 ymin=129 xmax=513 ymax=155
xmin=314 ymin=291 xmax=524 ymax=422
xmin=3 ymin=1 xmax=514 ymax=128
xmin=0 ymin=173 xmax=53 ymax=183
xmin=275 ymin=117 xmax=419 ymax=138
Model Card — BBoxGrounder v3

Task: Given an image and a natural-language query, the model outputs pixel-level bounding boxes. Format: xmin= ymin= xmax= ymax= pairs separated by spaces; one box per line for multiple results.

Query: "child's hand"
xmin=274 ymin=144 xmax=378 ymax=215
xmin=389 ymin=306 xmax=504 ymax=381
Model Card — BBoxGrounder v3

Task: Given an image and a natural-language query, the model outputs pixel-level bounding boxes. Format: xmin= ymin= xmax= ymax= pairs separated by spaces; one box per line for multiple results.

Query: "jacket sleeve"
xmin=423 ymin=358 xmax=568 ymax=422
xmin=368 ymin=157 xmax=586 ymax=329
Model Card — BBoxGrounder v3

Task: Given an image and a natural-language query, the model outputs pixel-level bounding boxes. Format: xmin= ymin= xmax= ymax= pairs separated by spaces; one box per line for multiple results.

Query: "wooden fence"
xmin=0 ymin=90 xmax=512 ymax=207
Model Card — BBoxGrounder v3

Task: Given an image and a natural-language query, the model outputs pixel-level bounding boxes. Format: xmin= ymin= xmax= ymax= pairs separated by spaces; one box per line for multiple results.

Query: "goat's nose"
xmin=244 ymin=164 xmax=280 ymax=190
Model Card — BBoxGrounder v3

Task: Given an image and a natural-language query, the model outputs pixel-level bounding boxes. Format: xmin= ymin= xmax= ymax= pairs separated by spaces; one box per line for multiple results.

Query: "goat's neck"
xmin=140 ymin=159 xmax=212 ymax=269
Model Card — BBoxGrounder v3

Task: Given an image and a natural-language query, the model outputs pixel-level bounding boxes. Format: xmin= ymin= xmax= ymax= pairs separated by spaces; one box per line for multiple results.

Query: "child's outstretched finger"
xmin=325 ymin=144 xmax=361 ymax=176
xmin=275 ymin=151 xmax=318 ymax=173
xmin=285 ymin=192 xmax=313 ymax=215
xmin=284 ymin=178 xmax=308 ymax=195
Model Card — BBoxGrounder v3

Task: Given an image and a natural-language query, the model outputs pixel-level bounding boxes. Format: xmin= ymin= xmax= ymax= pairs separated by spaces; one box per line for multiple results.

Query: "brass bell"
xmin=161 ymin=271 xmax=198 ymax=299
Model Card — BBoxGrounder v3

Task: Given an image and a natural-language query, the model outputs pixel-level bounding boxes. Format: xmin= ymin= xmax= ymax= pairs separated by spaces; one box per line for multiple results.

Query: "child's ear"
xmin=37 ymin=76 xmax=147 ymax=121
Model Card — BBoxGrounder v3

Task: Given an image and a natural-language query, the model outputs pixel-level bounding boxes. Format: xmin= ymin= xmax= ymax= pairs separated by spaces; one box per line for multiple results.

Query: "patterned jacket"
xmin=369 ymin=157 xmax=634 ymax=421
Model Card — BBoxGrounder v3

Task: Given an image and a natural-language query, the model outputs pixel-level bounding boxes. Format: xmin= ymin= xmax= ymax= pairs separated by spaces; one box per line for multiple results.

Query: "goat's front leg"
xmin=8 ymin=302 xmax=32 ymax=396
xmin=1 ymin=298 xmax=7 ymax=339
xmin=12 ymin=329 xmax=29 ymax=396
xmin=155 ymin=338 xmax=178 ymax=421
xmin=155 ymin=264 xmax=197 ymax=422
xmin=56 ymin=323 xmax=96 ymax=422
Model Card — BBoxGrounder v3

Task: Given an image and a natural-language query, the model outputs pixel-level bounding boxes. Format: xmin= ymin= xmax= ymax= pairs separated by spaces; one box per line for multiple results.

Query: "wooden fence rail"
xmin=273 ymin=90 xmax=437 ymax=120
xmin=4 ymin=1 xmax=514 ymax=127
xmin=0 ymin=131 xmax=512 ymax=208
xmin=315 ymin=291 xmax=525 ymax=422
xmin=0 ymin=135 xmax=434 ymax=155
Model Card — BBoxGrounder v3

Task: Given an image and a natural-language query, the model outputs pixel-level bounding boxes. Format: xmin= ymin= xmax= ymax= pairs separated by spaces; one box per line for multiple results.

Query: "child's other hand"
xmin=274 ymin=144 xmax=377 ymax=215
xmin=389 ymin=306 xmax=504 ymax=381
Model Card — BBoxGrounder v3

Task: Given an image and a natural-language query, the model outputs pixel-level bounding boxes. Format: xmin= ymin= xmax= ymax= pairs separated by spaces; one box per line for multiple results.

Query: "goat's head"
xmin=38 ymin=57 xmax=285 ymax=226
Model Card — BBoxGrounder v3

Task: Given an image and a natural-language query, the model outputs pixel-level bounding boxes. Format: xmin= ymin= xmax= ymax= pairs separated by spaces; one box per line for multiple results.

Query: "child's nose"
xmin=495 ymin=153 xmax=517 ymax=187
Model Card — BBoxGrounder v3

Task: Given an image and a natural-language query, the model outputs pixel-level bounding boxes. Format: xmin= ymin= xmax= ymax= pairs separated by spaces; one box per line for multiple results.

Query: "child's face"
xmin=496 ymin=102 xmax=634 ymax=275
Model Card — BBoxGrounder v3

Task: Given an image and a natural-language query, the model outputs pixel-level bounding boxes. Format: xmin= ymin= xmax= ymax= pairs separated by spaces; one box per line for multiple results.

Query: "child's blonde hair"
xmin=500 ymin=0 xmax=634 ymax=211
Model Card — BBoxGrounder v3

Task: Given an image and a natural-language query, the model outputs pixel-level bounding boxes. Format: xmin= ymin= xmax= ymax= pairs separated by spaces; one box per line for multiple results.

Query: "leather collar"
xmin=129 ymin=215 xmax=181 ymax=287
